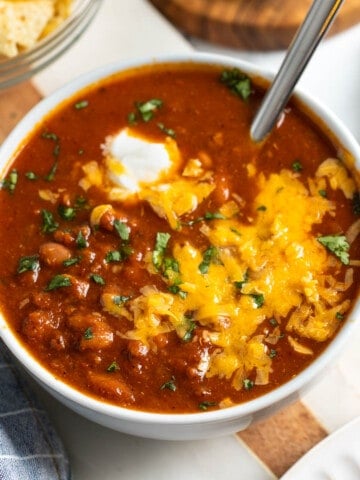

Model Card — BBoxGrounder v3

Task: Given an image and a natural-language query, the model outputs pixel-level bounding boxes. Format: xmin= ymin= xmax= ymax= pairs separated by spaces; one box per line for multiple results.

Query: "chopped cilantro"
xmin=42 ymin=131 xmax=60 ymax=181
xmin=41 ymin=209 xmax=59 ymax=233
xmin=113 ymin=219 xmax=130 ymax=241
xmin=234 ymin=270 xmax=249 ymax=290
xmin=318 ymin=189 xmax=327 ymax=198
xmin=292 ymin=160 xmax=303 ymax=172
xmin=83 ymin=327 xmax=93 ymax=340
xmin=41 ymin=132 xmax=58 ymax=141
xmin=184 ymin=211 xmax=226 ymax=226
xmin=113 ymin=295 xmax=131 ymax=305
xmin=107 ymin=361 xmax=119 ymax=373
xmin=183 ymin=317 xmax=196 ymax=342
xmin=336 ymin=312 xmax=345 ymax=320
xmin=269 ymin=349 xmax=277 ymax=359
xmin=157 ymin=122 xmax=176 ymax=138
xmin=105 ymin=245 xmax=133 ymax=263
xmin=1 ymin=169 xmax=18 ymax=193
xmin=163 ymin=257 xmax=179 ymax=277
xmin=63 ymin=256 xmax=81 ymax=267
xmin=220 ymin=68 xmax=252 ymax=100
xmin=251 ymin=293 xmax=265 ymax=308
xmin=58 ymin=205 xmax=76 ymax=220
xmin=230 ymin=227 xmax=242 ymax=236
xmin=74 ymin=196 xmax=88 ymax=209
xmin=45 ymin=274 xmax=71 ymax=291
xmin=243 ymin=378 xmax=254 ymax=390
xmin=269 ymin=318 xmax=278 ymax=327
xmin=168 ymin=283 xmax=187 ymax=298
xmin=198 ymin=401 xmax=217 ymax=411
xmin=75 ymin=231 xmax=88 ymax=249
xmin=119 ymin=244 xmax=133 ymax=259
xmin=317 ymin=234 xmax=350 ymax=265
xmin=25 ymin=171 xmax=38 ymax=180
xmin=44 ymin=158 xmax=59 ymax=182
xmin=152 ymin=232 xmax=171 ymax=270
xmin=90 ymin=273 xmax=105 ymax=285
xmin=257 ymin=205 xmax=267 ymax=211
xmin=105 ymin=250 xmax=121 ymax=263
xmin=74 ymin=100 xmax=89 ymax=110
xmin=127 ymin=111 xmax=137 ymax=125
xmin=17 ymin=255 xmax=40 ymax=274
xmin=204 ymin=211 xmax=226 ymax=221
xmin=160 ymin=377 xmax=176 ymax=392
xmin=198 ymin=245 xmax=221 ymax=274
xmin=135 ymin=98 xmax=163 ymax=122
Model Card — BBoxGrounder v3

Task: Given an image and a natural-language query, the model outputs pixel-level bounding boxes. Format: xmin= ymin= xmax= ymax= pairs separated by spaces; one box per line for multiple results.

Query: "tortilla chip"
xmin=0 ymin=0 xmax=54 ymax=57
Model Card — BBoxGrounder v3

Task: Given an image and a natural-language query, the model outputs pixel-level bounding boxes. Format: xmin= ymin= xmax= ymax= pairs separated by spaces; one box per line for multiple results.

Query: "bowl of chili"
xmin=0 ymin=53 xmax=359 ymax=440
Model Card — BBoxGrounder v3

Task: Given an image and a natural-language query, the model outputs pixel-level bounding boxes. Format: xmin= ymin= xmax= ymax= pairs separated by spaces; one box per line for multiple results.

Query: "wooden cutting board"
xmin=149 ymin=0 xmax=360 ymax=50
xmin=0 ymin=80 xmax=328 ymax=477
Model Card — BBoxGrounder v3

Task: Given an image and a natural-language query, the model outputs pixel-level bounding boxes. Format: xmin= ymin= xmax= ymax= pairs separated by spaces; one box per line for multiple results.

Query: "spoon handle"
xmin=250 ymin=0 xmax=344 ymax=142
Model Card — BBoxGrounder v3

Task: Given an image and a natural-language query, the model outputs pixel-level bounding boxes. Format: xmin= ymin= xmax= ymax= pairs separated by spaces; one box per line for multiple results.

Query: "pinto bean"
xmin=79 ymin=322 xmax=114 ymax=350
xmin=87 ymin=371 xmax=135 ymax=403
xmin=212 ymin=175 xmax=230 ymax=204
xmin=22 ymin=310 xmax=59 ymax=341
xmin=127 ymin=340 xmax=149 ymax=358
xmin=68 ymin=312 xmax=114 ymax=350
xmin=53 ymin=229 xmax=74 ymax=246
xmin=39 ymin=242 xmax=72 ymax=267
xmin=66 ymin=275 xmax=90 ymax=299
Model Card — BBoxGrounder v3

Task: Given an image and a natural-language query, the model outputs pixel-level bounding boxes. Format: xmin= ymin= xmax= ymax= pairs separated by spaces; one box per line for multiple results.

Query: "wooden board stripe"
xmin=0 ymin=81 xmax=42 ymax=143
xmin=238 ymin=401 xmax=328 ymax=477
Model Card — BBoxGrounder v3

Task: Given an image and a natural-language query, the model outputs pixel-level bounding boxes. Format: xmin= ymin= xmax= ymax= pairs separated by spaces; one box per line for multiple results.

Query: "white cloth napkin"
xmin=0 ymin=342 xmax=70 ymax=480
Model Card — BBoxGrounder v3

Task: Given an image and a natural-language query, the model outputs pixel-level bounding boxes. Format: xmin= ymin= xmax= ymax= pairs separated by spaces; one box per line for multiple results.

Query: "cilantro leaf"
xmin=83 ymin=327 xmax=93 ymax=340
xmin=45 ymin=274 xmax=72 ymax=291
xmin=107 ymin=361 xmax=119 ymax=372
xmin=136 ymin=98 xmax=163 ymax=122
xmin=198 ymin=401 xmax=217 ymax=411
xmin=113 ymin=295 xmax=131 ymax=305
xmin=74 ymin=100 xmax=89 ymax=110
xmin=317 ymin=234 xmax=350 ymax=265
xmin=292 ymin=160 xmax=303 ymax=172
xmin=90 ymin=273 xmax=105 ymax=285
xmin=113 ymin=219 xmax=130 ymax=241
xmin=160 ymin=376 xmax=176 ymax=392
xmin=152 ymin=232 xmax=171 ymax=270
xmin=1 ymin=169 xmax=18 ymax=194
xmin=17 ymin=255 xmax=40 ymax=274
xmin=41 ymin=209 xmax=59 ymax=233
xmin=198 ymin=245 xmax=221 ymax=274
xmin=220 ymin=68 xmax=252 ymax=100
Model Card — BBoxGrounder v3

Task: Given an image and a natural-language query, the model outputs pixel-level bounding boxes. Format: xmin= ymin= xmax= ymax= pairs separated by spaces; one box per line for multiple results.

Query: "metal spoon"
xmin=250 ymin=0 xmax=344 ymax=143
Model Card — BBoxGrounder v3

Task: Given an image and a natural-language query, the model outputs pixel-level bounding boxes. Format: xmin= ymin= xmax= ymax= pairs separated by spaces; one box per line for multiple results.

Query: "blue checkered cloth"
xmin=0 ymin=341 xmax=71 ymax=480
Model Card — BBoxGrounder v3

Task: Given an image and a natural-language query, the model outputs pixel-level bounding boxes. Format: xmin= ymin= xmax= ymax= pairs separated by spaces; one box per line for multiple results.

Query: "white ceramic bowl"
xmin=1 ymin=53 xmax=359 ymax=440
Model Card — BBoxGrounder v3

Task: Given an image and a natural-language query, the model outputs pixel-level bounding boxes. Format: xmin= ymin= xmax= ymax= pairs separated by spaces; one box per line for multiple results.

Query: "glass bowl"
xmin=0 ymin=0 xmax=102 ymax=90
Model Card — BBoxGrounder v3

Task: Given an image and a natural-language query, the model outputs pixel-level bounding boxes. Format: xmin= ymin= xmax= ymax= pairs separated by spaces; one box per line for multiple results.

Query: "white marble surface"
xmin=32 ymin=1 xmax=360 ymax=478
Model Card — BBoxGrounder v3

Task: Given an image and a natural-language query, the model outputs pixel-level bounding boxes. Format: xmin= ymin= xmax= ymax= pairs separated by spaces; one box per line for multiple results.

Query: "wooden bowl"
xmin=149 ymin=0 xmax=360 ymax=51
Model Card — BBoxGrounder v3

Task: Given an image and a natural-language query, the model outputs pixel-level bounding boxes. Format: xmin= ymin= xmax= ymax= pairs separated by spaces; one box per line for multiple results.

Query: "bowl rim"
xmin=1 ymin=51 xmax=360 ymax=425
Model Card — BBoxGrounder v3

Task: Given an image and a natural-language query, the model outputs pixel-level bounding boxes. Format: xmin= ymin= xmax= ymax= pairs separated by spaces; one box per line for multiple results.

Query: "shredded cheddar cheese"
xmin=101 ymin=165 xmax=354 ymax=390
